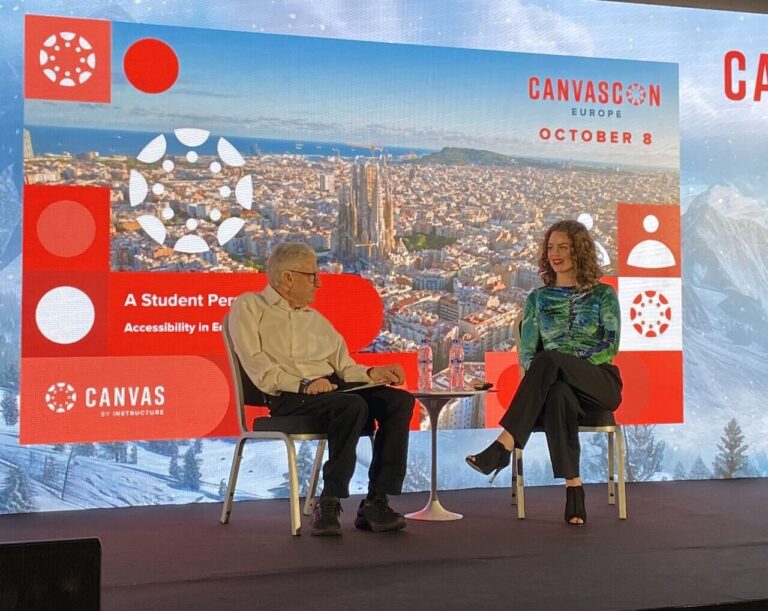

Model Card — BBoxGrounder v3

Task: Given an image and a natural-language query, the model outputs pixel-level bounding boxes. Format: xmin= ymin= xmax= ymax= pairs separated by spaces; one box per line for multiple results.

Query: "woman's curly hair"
xmin=538 ymin=219 xmax=601 ymax=288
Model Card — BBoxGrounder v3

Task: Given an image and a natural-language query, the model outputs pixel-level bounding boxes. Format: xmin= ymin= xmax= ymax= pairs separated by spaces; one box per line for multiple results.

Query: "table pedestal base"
xmin=405 ymin=391 xmax=485 ymax=522
xmin=405 ymin=496 xmax=462 ymax=521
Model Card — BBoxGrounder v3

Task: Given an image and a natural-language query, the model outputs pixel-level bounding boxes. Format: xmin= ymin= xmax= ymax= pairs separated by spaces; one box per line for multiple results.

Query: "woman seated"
xmin=466 ymin=219 xmax=622 ymax=525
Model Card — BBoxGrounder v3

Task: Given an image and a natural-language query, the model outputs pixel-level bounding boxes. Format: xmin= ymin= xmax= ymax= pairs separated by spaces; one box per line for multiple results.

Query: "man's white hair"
xmin=266 ymin=242 xmax=316 ymax=286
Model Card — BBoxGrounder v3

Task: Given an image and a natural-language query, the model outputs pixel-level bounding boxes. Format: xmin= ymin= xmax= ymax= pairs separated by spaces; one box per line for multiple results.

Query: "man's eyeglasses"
xmin=287 ymin=270 xmax=319 ymax=284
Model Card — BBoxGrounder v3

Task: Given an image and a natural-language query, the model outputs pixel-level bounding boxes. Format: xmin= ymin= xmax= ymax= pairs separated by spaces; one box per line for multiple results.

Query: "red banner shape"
xmin=106 ymin=272 xmax=383 ymax=356
xmin=20 ymin=356 xmax=230 ymax=444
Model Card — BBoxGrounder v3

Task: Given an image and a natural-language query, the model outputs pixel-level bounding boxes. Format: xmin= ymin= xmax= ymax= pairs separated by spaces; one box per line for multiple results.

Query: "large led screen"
xmin=20 ymin=16 xmax=680 ymax=447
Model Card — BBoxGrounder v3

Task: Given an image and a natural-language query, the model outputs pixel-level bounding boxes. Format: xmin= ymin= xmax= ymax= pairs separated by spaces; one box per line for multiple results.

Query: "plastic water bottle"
xmin=417 ymin=338 xmax=433 ymax=392
xmin=449 ymin=338 xmax=465 ymax=391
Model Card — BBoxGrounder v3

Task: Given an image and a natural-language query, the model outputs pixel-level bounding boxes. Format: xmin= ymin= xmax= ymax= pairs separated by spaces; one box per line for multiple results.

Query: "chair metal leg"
xmin=303 ymin=439 xmax=326 ymax=516
xmin=511 ymin=452 xmax=517 ymax=506
xmin=607 ymin=430 xmax=616 ymax=506
xmin=220 ymin=437 xmax=247 ymax=525
xmin=515 ymin=448 xmax=525 ymax=519
xmin=284 ymin=438 xmax=302 ymax=536
xmin=616 ymin=426 xmax=627 ymax=519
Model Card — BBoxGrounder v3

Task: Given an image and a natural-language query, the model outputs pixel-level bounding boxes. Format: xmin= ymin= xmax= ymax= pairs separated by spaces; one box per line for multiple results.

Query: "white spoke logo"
xmin=629 ymin=290 xmax=672 ymax=337
xmin=45 ymin=382 xmax=77 ymax=414
xmin=128 ymin=128 xmax=253 ymax=253
xmin=38 ymin=31 xmax=96 ymax=88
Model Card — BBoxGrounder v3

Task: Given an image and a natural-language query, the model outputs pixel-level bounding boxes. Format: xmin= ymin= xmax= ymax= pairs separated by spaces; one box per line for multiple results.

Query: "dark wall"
xmin=604 ymin=1 xmax=768 ymax=15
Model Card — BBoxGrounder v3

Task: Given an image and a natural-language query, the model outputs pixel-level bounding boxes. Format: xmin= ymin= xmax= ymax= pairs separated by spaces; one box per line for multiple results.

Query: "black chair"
xmin=219 ymin=313 xmax=328 ymax=535
xmin=510 ymin=316 xmax=627 ymax=519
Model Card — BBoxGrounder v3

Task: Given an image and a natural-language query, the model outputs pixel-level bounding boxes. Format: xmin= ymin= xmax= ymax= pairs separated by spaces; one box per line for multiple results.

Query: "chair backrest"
xmin=222 ymin=312 xmax=268 ymax=434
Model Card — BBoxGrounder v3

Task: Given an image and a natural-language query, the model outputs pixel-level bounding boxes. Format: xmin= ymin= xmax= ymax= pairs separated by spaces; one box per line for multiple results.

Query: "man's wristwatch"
xmin=299 ymin=378 xmax=313 ymax=394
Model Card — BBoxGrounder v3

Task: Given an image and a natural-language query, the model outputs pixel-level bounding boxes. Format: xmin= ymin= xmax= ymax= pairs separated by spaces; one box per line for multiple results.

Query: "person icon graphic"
xmin=577 ymin=213 xmax=610 ymax=267
xmin=627 ymin=214 xmax=676 ymax=269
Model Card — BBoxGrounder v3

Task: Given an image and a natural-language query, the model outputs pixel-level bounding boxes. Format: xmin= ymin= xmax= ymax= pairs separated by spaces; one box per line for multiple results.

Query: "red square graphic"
xmin=25 ymin=14 xmax=111 ymax=103
xmin=23 ymin=185 xmax=110 ymax=273
xmin=484 ymin=351 xmax=521 ymax=428
xmin=22 ymin=271 xmax=109 ymax=358
xmin=613 ymin=351 xmax=683 ymax=424
xmin=618 ymin=203 xmax=681 ymax=277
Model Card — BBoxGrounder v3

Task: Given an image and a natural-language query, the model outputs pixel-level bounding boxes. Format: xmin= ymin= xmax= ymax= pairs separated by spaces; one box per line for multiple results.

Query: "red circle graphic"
xmin=123 ymin=38 xmax=179 ymax=94
xmin=37 ymin=199 xmax=96 ymax=258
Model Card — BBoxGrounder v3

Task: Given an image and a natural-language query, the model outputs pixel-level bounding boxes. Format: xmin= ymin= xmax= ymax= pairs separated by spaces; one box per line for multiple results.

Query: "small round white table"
xmin=405 ymin=389 xmax=488 ymax=521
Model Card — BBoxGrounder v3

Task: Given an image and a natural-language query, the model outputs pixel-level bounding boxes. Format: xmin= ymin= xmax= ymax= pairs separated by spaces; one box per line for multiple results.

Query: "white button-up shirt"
xmin=228 ymin=284 xmax=372 ymax=395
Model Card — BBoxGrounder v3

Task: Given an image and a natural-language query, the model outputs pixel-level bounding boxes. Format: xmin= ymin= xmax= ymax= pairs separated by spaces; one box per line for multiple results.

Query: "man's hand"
xmin=368 ymin=364 xmax=405 ymax=386
xmin=304 ymin=378 xmax=338 ymax=395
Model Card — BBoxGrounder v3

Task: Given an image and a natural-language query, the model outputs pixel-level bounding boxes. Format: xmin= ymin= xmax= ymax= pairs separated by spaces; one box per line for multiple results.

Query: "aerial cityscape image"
xmin=23 ymin=22 xmax=679 ymax=375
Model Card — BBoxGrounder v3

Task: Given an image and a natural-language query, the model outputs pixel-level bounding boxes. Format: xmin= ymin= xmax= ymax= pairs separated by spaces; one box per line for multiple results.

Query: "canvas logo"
xmin=618 ymin=277 xmax=682 ymax=351
xmin=128 ymin=128 xmax=253 ymax=253
xmin=629 ymin=290 xmax=672 ymax=337
xmin=38 ymin=31 xmax=96 ymax=88
xmin=25 ymin=15 xmax=111 ymax=103
xmin=45 ymin=382 xmax=77 ymax=414
xmin=624 ymin=83 xmax=647 ymax=106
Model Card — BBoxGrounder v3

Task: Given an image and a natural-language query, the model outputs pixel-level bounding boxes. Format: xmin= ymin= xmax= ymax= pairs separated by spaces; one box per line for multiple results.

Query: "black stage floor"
xmin=2 ymin=479 xmax=768 ymax=611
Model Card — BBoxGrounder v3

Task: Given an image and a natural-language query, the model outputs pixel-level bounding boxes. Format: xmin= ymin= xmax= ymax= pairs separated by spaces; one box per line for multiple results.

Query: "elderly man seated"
xmin=228 ymin=242 xmax=415 ymax=536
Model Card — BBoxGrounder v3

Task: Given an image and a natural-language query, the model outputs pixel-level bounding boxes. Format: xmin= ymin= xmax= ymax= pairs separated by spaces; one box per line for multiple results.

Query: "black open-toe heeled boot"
xmin=564 ymin=485 xmax=587 ymax=526
xmin=465 ymin=441 xmax=511 ymax=483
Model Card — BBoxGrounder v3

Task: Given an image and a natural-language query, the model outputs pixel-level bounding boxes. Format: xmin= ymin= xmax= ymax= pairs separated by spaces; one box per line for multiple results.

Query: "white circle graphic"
xmin=643 ymin=214 xmax=660 ymax=233
xmin=577 ymin=212 xmax=593 ymax=229
xmin=35 ymin=286 xmax=95 ymax=344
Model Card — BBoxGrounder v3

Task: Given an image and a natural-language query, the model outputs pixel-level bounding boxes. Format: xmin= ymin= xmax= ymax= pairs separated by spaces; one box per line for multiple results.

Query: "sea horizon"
xmin=23 ymin=124 xmax=678 ymax=174
xmin=23 ymin=124 xmax=436 ymax=161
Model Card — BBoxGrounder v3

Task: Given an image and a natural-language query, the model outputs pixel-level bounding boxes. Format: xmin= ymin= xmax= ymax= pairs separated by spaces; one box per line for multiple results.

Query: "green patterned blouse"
xmin=518 ymin=283 xmax=621 ymax=370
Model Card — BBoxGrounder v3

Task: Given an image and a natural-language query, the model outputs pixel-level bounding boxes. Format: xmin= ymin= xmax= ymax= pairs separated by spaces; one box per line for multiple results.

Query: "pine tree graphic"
xmin=624 ymin=425 xmax=666 ymax=482
xmin=182 ymin=446 xmax=202 ymax=490
xmin=712 ymin=418 xmax=750 ymax=479
xmin=688 ymin=455 xmax=712 ymax=480
xmin=0 ymin=466 xmax=37 ymax=513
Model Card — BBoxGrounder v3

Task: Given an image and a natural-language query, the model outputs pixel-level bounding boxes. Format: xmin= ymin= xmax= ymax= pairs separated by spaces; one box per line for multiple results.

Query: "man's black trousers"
xmin=267 ymin=384 xmax=414 ymax=498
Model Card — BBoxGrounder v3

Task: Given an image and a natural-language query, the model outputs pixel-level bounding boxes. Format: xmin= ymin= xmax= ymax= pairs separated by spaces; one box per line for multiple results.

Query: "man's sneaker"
xmin=311 ymin=497 xmax=342 ymax=536
xmin=354 ymin=496 xmax=407 ymax=532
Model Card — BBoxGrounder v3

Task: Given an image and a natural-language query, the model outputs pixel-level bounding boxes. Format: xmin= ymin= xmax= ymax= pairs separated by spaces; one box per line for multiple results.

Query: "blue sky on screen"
xmin=24 ymin=18 xmax=679 ymax=167
xmin=6 ymin=0 xmax=768 ymax=139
